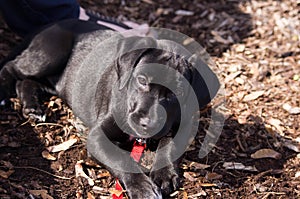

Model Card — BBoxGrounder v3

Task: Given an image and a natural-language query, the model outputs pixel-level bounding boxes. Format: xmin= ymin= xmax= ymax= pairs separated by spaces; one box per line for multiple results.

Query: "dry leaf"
xmin=170 ymin=191 xmax=179 ymax=197
xmin=181 ymin=191 xmax=188 ymax=199
xmin=183 ymin=38 xmax=194 ymax=46
xmin=225 ymin=71 xmax=242 ymax=83
xmin=1 ymin=160 xmax=13 ymax=169
xmin=282 ymin=103 xmax=300 ymax=114
xmin=235 ymin=77 xmax=245 ymax=85
xmin=29 ymin=190 xmax=54 ymax=199
xmin=0 ymin=169 xmax=14 ymax=179
xmin=75 ymin=161 xmax=94 ymax=186
xmin=283 ymin=140 xmax=300 ymax=152
xmin=188 ymin=190 xmax=207 ymax=197
xmin=295 ymin=171 xmax=300 ymax=178
xmin=211 ymin=30 xmax=233 ymax=44
xmin=199 ymin=183 xmax=218 ymax=187
xmin=251 ymin=148 xmax=282 ymax=159
xmin=243 ymin=91 xmax=265 ymax=101
xmin=97 ymin=171 xmax=111 ymax=179
xmin=109 ymin=189 xmax=124 ymax=197
xmin=223 ymin=162 xmax=258 ymax=172
xmin=236 ymin=44 xmax=246 ymax=52
xmin=293 ymin=74 xmax=300 ymax=81
xmin=42 ymin=150 xmax=56 ymax=161
xmin=205 ymin=172 xmax=223 ymax=180
xmin=183 ymin=172 xmax=197 ymax=181
xmin=267 ymin=118 xmax=283 ymax=134
xmin=175 ymin=10 xmax=194 ymax=16
xmin=47 ymin=138 xmax=77 ymax=153
xmin=185 ymin=160 xmax=210 ymax=170
xmin=141 ymin=0 xmax=154 ymax=4
xmin=87 ymin=192 xmax=95 ymax=199
xmin=92 ymin=186 xmax=106 ymax=194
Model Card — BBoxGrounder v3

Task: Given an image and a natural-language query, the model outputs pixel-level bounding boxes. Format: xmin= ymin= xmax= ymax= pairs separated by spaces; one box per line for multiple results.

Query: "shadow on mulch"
xmin=0 ymin=109 xmax=56 ymax=198
xmin=79 ymin=0 xmax=253 ymax=57
xmin=3 ymin=0 xmax=296 ymax=198
xmin=0 ymin=105 xmax=87 ymax=198
xmin=1 ymin=105 xmax=298 ymax=198
xmin=184 ymin=112 xmax=298 ymax=197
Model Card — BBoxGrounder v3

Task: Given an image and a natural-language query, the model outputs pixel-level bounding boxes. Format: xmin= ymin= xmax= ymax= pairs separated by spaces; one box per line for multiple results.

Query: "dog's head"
xmin=112 ymin=36 xmax=220 ymax=139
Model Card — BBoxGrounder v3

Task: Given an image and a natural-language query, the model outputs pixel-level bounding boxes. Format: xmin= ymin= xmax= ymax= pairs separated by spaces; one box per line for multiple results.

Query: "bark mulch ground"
xmin=0 ymin=0 xmax=299 ymax=198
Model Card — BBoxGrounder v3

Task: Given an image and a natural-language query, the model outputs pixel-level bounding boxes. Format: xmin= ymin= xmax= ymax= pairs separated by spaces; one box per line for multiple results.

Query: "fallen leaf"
xmin=1 ymin=160 xmax=13 ymax=169
xmin=293 ymin=74 xmax=300 ymax=81
xmin=282 ymin=103 xmax=300 ymax=114
xmin=254 ymin=183 xmax=268 ymax=192
xmin=97 ymin=171 xmax=111 ymax=179
xmin=92 ymin=186 xmax=106 ymax=194
xmin=183 ymin=37 xmax=194 ymax=46
xmin=235 ymin=77 xmax=245 ymax=85
xmin=141 ymin=0 xmax=154 ymax=4
xmin=236 ymin=44 xmax=246 ymax=52
xmin=175 ymin=10 xmax=194 ymax=16
xmin=185 ymin=160 xmax=210 ymax=170
xmin=169 ymin=191 xmax=179 ymax=197
xmin=109 ymin=189 xmax=124 ymax=197
xmin=188 ymin=190 xmax=207 ymax=197
xmin=251 ymin=148 xmax=282 ymax=159
xmin=211 ymin=30 xmax=233 ymax=44
xmin=225 ymin=71 xmax=242 ymax=83
xmin=295 ymin=171 xmax=300 ymax=178
xmin=267 ymin=118 xmax=283 ymax=134
xmin=223 ymin=162 xmax=258 ymax=172
xmin=75 ymin=161 xmax=94 ymax=186
xmin=29 ymin=190 xmax=54 ymax=199
xmin=47 ymin=138 xmax=77 ymax=153
xmin=42 ymin=150 xmax=56 ymax=161
xmin=87 ymin=192 xmax=95 ymax=199
xmin=283 ymin=140 xmax=300 ymax=152
xmin=205 ymin=172 xmax=223 ymax=180
xmin=181 ymin=191 xmax=188 ymax=199
xmin=199 ymin=183 xmax=218 ymax=187
xmin=0 ymin=169 xmax=15 ymax=179
xmin=183 ymin=172 xmax=197 ymax=181
xmin=243 ymin=91 xmax=265 ymax=101
xmin=7 ymin=142 xmax=21 ymax=148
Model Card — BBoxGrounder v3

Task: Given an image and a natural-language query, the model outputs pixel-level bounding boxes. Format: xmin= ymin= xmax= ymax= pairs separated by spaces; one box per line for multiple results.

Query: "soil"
xmin=0 ymin=0 xmax=300 ymax=198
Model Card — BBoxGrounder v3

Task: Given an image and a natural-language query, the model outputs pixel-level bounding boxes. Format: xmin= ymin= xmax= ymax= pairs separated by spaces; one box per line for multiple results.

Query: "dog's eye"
xmin=137 ymin=75 xmax=147 ymax=86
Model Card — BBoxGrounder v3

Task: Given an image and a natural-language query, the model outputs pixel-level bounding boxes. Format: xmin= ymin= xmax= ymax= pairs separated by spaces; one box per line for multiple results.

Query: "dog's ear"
xmin=187 ymin=56 xmax=220 ymax=108
xmin=116 ymin=36 xmax=157 ymax=90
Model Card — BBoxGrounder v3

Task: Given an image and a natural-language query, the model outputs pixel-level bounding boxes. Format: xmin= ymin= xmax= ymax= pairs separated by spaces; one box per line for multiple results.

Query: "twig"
xmin=34 ymin=123 xmax=65 ymax=128
xmin=13 ymin=166 xmax=73 ymax=180
xmin=260 ymin=192 xmax=286 ymax=199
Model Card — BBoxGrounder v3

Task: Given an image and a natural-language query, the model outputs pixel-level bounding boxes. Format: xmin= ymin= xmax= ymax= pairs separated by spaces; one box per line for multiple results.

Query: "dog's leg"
xmin=0 ymin=24 xmax=73 ymax=102
xmin=16 ymin=79 xmax=52 ymax=121
xmin=150 ymin=136 xmax=181 ymax=197
xmin=87 ymin=124 xmax=162 ymax=199
xmin=0 ymin=66 xmax=18 ymax=101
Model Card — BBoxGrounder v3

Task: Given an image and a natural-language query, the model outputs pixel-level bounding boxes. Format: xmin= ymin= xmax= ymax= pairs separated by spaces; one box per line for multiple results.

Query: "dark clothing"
xmin=0 ymin=0 xmax=79 ymax=36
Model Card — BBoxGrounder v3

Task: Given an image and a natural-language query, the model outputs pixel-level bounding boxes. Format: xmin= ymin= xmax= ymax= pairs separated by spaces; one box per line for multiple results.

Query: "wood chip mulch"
xmin=0 ymin=0 xmax=299 ymax=198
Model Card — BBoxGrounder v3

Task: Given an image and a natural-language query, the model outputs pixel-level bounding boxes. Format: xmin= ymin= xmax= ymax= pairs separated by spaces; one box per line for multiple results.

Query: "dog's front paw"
xmin=125 ymin=174 xmax=162 ymax=199
xmin=23 ymin=106 xmax=45 ymax=122
xmin=150 ymin=166 xmax=180 ymax=197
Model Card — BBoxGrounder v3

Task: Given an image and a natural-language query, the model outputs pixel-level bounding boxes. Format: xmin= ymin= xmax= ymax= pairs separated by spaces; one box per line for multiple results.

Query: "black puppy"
xmin=0 ymin=19 xmax=220 ymax=198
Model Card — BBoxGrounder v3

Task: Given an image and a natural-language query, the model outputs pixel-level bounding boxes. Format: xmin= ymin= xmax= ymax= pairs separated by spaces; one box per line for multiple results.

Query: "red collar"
xmin=112 ymin=138 xmax=146 ymax=199
xmin=130 ymin=138 xmax=146 ymax=162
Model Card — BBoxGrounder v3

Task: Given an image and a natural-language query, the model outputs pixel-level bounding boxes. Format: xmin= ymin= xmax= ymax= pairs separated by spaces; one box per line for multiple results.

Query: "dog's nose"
xmin=140 ymin=117 xmax=150 ymax=129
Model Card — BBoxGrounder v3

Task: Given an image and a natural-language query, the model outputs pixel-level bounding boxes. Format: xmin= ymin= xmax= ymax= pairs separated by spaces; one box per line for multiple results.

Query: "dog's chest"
xmin=54 ymin=30 xmax=121 ymax=125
